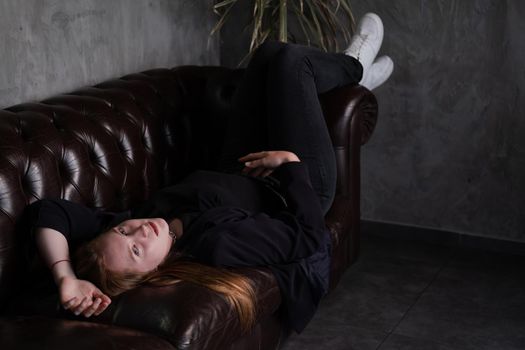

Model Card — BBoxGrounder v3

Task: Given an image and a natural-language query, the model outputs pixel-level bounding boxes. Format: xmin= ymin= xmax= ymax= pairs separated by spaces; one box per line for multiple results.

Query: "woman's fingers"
xmin=63 ymin=297 xmax=78 ymax=310
xmin=64 ymin=294 xmax=110 ymax=317
xmin=71 ymin=296 xmax=93 ymax=316
xmin=83 ymin=297 xmax=102 ymax=318
xmin=92 ymin=292 xmax=111 ymax=315
xmin=93 ymin=300 xmax=111 ymax=316
xmin=100 ymin=294 xmax=111 ymax=305
xmin=92 ymin=289 xmax=111 ymax=305
xmin=241 ymin=160 xmax=261 ymax=174
xmin=239 ymin=157 xmax=261 ymax=167
xmin=238 ymin=151 xmax=267 ymax=161
xmin=242 ymin=157 xmax=261 ymax=168
xmin=240 ymin=150 xmax=282 ymax=176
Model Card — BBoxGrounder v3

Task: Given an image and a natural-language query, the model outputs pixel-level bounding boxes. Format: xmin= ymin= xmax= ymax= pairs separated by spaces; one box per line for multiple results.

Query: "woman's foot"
xmin=344 ymin=12 xmax=384 ymax=74
xmin=360 ymin=55 xmax=394 ymax=90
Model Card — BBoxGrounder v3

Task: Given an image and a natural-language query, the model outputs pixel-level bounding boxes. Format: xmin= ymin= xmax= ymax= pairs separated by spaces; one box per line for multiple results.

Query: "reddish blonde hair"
xmin=74 ymin=236 xmax=257 ymax=333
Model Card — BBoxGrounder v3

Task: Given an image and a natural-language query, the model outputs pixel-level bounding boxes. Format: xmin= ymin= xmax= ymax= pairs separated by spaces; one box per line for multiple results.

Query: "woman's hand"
xmin=59 ymin=276 xmax=111 ymax=318
xmin=238 ymin=150 xmax=300 ymax=178
xmin=35 ymin=228 xmax=110 ymax=317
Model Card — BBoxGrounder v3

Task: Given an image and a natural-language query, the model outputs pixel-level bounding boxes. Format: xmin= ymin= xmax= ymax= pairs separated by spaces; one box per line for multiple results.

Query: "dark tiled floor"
xmin=280 ymin=231 xmax=525 ymax=350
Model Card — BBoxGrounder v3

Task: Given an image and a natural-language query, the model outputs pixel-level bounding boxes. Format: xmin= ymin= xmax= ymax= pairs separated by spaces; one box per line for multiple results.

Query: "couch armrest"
xmin=320 ymin=84 xmax=378 ymax=195
xmin=320 ymin=84 xmax=378 ymax=289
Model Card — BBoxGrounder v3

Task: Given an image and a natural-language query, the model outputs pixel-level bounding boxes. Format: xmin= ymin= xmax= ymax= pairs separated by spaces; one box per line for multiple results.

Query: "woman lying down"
xmin=26 ymin=12 xmax=392 ymax=334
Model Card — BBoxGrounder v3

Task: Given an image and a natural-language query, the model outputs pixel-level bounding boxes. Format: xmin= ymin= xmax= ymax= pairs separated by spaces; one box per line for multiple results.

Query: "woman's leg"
xmin=217 ymin=41 xmax=287 ymax=174
xmin=218 ymin=41 xmax=363 ymax=214
xmin=265 ymin=43 xmax=362 ymax=214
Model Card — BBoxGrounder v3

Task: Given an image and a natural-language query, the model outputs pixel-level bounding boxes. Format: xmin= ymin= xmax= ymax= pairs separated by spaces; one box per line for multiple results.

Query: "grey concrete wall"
xmin=0 ymin=0 xmax=219 ymax=108
xmin=220 ymin=0 xmax=525 ymax=243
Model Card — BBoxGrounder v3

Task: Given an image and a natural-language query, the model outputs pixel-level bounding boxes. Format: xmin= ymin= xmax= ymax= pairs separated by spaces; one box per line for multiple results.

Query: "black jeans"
xmin=218 ymin=41 xmax=363 ymax=215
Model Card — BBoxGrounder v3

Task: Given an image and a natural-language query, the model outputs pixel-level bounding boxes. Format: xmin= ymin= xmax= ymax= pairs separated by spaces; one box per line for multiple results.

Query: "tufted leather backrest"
xmin=0 ymin=66 xmax=241 ymax=308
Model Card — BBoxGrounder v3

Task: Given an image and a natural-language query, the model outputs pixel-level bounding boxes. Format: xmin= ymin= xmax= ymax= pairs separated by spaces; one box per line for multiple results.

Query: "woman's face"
xmin=97 ymin=218 xmax=174 ymax=273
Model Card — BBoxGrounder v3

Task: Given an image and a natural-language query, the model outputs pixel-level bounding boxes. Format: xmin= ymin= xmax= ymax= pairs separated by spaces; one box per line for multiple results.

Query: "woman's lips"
xmin=149 ymin=222 xmax=159 ymax=236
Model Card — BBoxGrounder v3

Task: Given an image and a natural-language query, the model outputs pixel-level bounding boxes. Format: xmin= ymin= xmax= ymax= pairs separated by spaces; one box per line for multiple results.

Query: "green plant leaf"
xmin=250 ymin=0 xmax=268 ymax=52
xmin=291 ymin=2 xmax=312 ymax=46
xmin=279 ymin=0 xmax=288 ymax=42
xmin=330 ymin=2 xmax=352 ymax=44
xmin=339 ymin=0 xmax=356 ymax=33
xmin=210 ymin=0 xmax=355 ymax=65
xmin=304 ymin=0 xmax=326 ymax=51
xmin=210 ymin=0 xmax=237 ymax=36
xmin=213 ymin=0 xmax=238 ymax=13
xmin=315 ymin=0 xmax=339 ymax=51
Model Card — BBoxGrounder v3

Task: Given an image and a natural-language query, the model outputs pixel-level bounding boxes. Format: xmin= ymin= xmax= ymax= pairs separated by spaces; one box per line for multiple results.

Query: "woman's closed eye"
xmin=115 ymin=227 xmax=140 ymax=257
xmin=132 ymin=245 xmax=140 ymax=257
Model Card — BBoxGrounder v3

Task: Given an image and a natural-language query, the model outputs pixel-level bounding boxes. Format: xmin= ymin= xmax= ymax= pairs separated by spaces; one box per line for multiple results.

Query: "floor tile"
xmin=447 ymin=246 xmax=525 ymax=271
xmin=280 ymin=233 xmax=525 ymax=350
xmin=393 ymin=248 xmax=525 ymax=349
xmin=378 ymin=333 xmax=458 ymax=350
xmin=280 ymin=324 xmax=386 ymax=350
xmin=315 ymin=236 xmax=447 ymax=332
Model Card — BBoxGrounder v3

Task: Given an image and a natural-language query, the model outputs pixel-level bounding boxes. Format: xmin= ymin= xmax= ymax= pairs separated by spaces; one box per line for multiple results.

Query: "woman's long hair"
xmin=74 ymin=237 xmax=257 ymax=333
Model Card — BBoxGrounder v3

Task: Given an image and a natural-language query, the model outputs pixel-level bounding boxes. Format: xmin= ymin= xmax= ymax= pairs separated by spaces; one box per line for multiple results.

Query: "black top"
xmin=24 ymin=162 xmax=331 ymax=333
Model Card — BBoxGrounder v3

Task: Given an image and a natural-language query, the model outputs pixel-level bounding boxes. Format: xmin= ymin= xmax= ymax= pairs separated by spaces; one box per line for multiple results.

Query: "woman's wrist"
xmin=50 ymin=259 xmax=70 ymax=270
xmin=51 ymin=260 xmax=77 ymax=285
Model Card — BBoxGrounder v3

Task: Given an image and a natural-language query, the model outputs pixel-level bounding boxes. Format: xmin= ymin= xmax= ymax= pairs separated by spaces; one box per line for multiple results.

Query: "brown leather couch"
xmin=0 ymin=66 xmax=377 ymax=349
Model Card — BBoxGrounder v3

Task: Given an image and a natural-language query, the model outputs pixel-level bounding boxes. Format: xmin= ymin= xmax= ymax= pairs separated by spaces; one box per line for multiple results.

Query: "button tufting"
xmin=88 ymin=149 xmax=99 ymax=164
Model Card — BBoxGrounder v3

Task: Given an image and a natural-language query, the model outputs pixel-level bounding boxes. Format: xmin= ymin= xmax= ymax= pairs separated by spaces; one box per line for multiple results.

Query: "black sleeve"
xmin=269 ymin=161 xmax=327 ymax=250
xmin=25 ymin=198 xmax=130 ymax=257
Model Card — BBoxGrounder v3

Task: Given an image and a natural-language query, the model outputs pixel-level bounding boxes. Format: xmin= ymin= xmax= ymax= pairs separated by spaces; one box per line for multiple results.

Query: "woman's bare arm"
xmin=35 ymin=228 xmax=111 ymax=317
xmin=35 ymin=228 xmax=76 ymax=284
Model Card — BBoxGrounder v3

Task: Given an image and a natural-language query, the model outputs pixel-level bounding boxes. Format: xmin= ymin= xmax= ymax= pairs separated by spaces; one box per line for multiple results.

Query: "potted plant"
xmin=211 ymin=0 xmax=356 ymax=66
